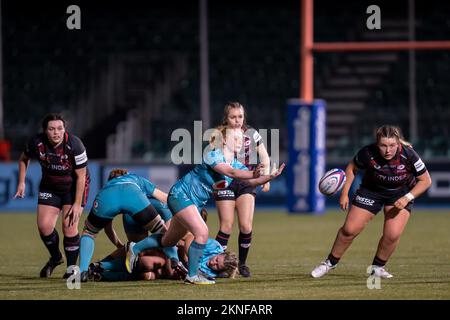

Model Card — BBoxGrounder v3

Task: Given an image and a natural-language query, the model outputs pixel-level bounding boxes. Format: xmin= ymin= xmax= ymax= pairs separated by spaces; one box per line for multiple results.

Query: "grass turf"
xmin=0 ymin=209 xmax=449 ymax=300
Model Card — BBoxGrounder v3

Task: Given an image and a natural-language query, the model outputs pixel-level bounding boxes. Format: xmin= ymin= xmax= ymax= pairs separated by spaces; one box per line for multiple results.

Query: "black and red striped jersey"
xmin=353 ymin=143 xmax=427 ymax=193
xmin=236 ymin=126 xmax=264 ymax=170
xmin=24 ymin=132 xmax=89 ymax=193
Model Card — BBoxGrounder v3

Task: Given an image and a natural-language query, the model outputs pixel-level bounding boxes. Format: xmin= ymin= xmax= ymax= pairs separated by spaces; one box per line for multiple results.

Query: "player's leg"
xmin=126 ymin=209 xmax=187 ymax=266
xmin=331 ymin=206 xmax=375 ymax=258
xmin=60 ymin=187 xmax=88 ymax=278
xmin=61 ymin=203 xmax=81 ymax=278
xmin=370 ymin=205 xmax=410 ymax=278
xmin=311 ymin=206 xmax=375 ymax=278
xmin=132 ymin=204 xmax=179 ymax=261
xmin=171 ymin=205 xmax=213 ymax=284
xmin=235 ymin=193 xmax=255 ymax=277
xmin=311 ymin=188 xmax=382 ymax=278
xmin=215 ymin=200 xmax=235 ymax=250
xmin=125 ymin=203 xmax=174 ymax=270
xmin=79 ymin=211 xmax=112 ymax=281
xmin=147 ymin=198 xmax=180 ymax=261
xmin=37 ymin=192 xmax=64 ymax=278
xmin=214 ymin=184 xmax=236 ymax=250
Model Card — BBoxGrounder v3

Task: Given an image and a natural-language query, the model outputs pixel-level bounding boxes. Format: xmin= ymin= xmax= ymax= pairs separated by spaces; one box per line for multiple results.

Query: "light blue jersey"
xmin=92 ymin=173 xmax=157 ymax=219
xmin=199 ymin=238 xmax=225 ymax=278
xmin=103 ymin=173 xmax=156 ymax=196
xmin=168 ymin=149 xmax=248 ymax=214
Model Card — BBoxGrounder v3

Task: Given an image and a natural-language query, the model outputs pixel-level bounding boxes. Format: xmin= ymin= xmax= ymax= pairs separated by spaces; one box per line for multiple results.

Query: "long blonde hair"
xmin=375 ymin=125 xmax=412 ymax=148
xmin=209 ymin=125 xmax=228 ymax=149
xmin=217 ymin=251 xmax=238 ymax=279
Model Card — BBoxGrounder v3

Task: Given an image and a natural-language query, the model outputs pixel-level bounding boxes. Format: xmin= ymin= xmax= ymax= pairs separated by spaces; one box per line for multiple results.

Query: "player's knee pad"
xmin=132 ymin=205 xmax=164 ymax=234
xmin=84 ymin=211 xmax=112 ymax=237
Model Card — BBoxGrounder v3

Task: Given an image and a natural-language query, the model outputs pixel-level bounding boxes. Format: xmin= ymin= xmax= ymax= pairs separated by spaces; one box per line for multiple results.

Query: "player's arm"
xmin=394 ymin=171 xmax=432 ymax=210
xmin=257 ymin=143 xmax=271 ymax=192
xmin=245 ymin=163 xmax=285 ymax=187
xmin=409 ymin=171 xmax=432 ymax=198
xmin=151 ymin=188 xmax=168 ymax=204
xmin=104 ymin=221 xmax=124 ymax=249
xmin=213 ymin=163 xmax=259 ymax=180
xmin=14 ymin=152 xmax=30 ymax=199
xmin=339 ymin=161 xmax=358 ymax=211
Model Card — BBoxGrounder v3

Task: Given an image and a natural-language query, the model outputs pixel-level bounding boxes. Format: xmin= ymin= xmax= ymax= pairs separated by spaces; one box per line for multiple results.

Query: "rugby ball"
xmin=318 ymin=168 xmax=346 ymax=196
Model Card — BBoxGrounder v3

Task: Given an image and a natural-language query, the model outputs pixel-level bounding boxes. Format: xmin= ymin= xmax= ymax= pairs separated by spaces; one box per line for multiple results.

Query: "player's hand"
xmin=253 ymin=163 xmax=263 ymax=178
xmin=394 ymin=196 xmax=409 ymax=210
xmin=339 ymin=194 xmax=349 ymax=211
xmin=65 ymin=203 xmax=83 ymax=227
xmin=261 ymin=182 xmax=270 ymax=192
xmin=269 ymin=163 xmax=285 ymax=179
xmin=13 ymin=182 xmax=26 ymax=199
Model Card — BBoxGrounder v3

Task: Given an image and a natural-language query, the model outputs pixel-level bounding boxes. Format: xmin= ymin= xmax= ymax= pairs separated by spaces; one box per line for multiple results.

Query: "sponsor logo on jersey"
xmin=252 ymin=131 xmax=262 ymax=143
xmin=414 ymin=159 xmax=425 ymax=172
xmin=212 ymin=180 xmax=228 ymax=190
xmin=217 ymin=190 xmax=234 ymax=197
xmin=64 ymin=246 xmax=80 ymax=251
xmin=375 ymin=173 xmax=408 ymax=182
xmin=75 ymin=151 xmax=88 ymax=165
xmin=39 ymin=192 xmax=53 ymax=200
xmin=49 ymin=164 xmax=69 ymax=171
xmin=355 ymin=195 xmax=375 ymax=206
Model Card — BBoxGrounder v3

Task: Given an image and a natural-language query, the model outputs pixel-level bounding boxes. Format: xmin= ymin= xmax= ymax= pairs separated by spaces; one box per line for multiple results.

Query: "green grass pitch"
xmin=0 ymin=209 xmax=449 ymax=300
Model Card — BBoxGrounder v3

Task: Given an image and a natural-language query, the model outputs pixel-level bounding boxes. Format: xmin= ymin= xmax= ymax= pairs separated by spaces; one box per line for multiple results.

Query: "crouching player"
xmin=126 ymin=127 xmax=285 ymax=284
xmin=78 ymin=169 xmax=181 ymax=281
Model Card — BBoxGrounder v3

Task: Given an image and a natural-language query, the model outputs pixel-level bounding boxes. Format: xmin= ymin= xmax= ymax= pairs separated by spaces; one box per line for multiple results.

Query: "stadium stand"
xmin=2 ymin=0 xmax=449 ymax=160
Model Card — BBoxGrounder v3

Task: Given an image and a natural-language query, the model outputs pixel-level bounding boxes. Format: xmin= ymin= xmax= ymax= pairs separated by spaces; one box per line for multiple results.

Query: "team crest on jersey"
xmin=93 ymin=200 xmax=98 ymax=209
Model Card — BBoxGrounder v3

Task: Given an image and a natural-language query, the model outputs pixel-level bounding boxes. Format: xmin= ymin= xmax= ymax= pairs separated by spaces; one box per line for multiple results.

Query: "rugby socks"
xmin=238 ymin=231 xmax=252 ymax=264
xmin=188 ymin=241 xmax=205 ymax=277
xmin=132 ymin=233 xmax=163 ymax=255
xmin=327 ymin=253 xmax=340 ymax=266
xmin=40 ymin=229 xmax=62 ymax=261
xmin=64 ymin=234 xmax=80 ymax=267
xmin=162 ymin=246 xmax=179 ymax=263
xmin=101 ymin=257 xmax=127 ymax=272
xmin=79 ymin=235 xmax=95 ymax=272
xmin=372 ymin=256 xmax=387 ymax=267
xmin=215 ymin=231 xmax=230 ymax=250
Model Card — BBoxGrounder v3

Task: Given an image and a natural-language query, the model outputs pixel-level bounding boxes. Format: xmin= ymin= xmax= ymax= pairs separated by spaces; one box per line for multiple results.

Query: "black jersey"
xmin=236 ymin=126 xmax=263 ymax=170
xmin=353 ymin=143 xmax=427 ymax=193
xmin=24 ymin=132 xmax=89 ymax=193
